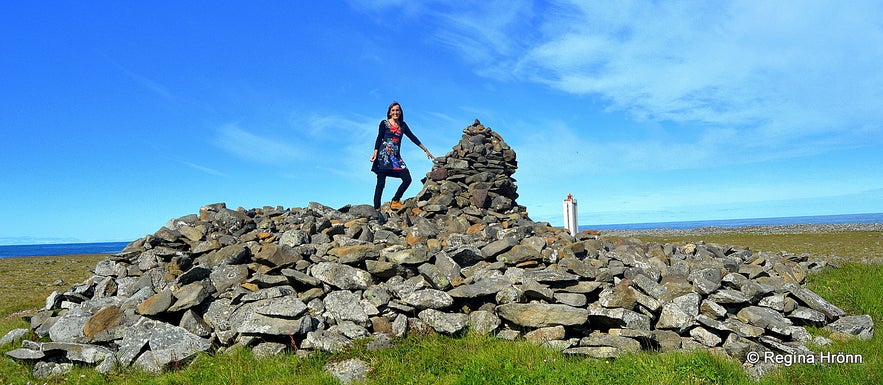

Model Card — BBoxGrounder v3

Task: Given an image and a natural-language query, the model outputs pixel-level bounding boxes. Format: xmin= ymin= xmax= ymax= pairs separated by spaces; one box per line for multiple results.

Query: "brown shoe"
xmin=390 ymin=201 xmax=404 ymax=210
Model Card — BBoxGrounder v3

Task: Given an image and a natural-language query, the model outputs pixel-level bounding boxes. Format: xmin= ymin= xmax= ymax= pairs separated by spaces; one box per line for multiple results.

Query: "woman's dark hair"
xmin=386 ymin=101 xmax=404 ymax=124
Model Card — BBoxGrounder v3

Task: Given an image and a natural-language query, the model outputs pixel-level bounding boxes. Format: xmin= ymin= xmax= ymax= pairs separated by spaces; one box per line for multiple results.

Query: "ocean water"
xmin=1 ymin=213 xmax=881 ymax=258
xmin=0 ymin=241 xmax=130 ymax=259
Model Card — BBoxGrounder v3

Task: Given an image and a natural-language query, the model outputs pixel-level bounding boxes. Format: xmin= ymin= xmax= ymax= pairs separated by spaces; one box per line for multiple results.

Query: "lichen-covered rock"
xmin=496 ymin=303 xmax=589 ymax=328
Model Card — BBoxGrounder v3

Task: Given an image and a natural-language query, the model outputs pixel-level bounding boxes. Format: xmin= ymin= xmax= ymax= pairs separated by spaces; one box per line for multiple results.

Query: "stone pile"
xmin=4 ymin=122 xmax=874 ymax=379
xmin=408 ymin=119 xmax=526 ymax=218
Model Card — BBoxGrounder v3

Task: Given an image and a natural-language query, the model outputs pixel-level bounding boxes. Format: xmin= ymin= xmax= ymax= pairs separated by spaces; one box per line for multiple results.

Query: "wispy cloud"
xmin=534 ymin=3 xmax=882 ymax=141
xmin=299 ymin=113 xmax=375 ymax=140
xmin=178 ymin=160 xmax=228 ymax=177
xmin=431 ymin=1 xmax=535 ymax=67
xmin=402 ymin=1 xmax=883 ymax=159
xmin=215 ymin=124 xmax=308 ymax=164
xmin=101 ymin=53 xmax=175 ymax=100
xmin=287 ymin=113 xmax=381 ymax=179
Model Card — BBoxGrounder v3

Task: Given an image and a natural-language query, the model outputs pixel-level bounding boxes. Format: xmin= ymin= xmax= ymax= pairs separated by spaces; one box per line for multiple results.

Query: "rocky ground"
xmin=599 ymin=223 xmax=883 ymax=238
xmin=2 ymin=121 xmax=876 ymax=380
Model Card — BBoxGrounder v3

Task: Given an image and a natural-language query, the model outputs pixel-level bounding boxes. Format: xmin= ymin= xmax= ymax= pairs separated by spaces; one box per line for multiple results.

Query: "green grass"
xmin=2 ymin=232 xmax=881 ymax=384
xmin=357 ymin=333 xmax=747 ymax=385
xmin=0 ymin=254 xmax=107 ymax=317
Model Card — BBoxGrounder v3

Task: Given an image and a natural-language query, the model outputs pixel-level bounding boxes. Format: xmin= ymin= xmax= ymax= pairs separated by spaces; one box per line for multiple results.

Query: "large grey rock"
xmin=387 ymin=249 xmax=431 ymax=265
xmin=598 ymin=284 xmax=636 ymax=309
xmin=496 ymin=245 xmax=541 ymax=265
xmin=689 ymin=326 xmax=722 ymax=347
xmin=6 ymin=346 xmax=45 ymax=360
xmin=231 ymin=304 xmax=314 ymax=335
xmin=180 ymin=310 xmax=213 ymax=338
xmin=325 ymin=358 xmax=371 ymax=385
xmin=632 ymin=274 xmax=667 ymax=299
xmin=177 ymin=266 xmax=212 ymax=285
xmin=418 ymin=309 xmax=469 ymax=334
xmin=496 ymin=303 xmax=588 ymax=328
xmin=331 ymin=321 xmax=371 ymax=340
xmin=201 ymin=244 xmax=249 ymax=268
xmin=824 ymin=315 xmax=874 ymax=340
xmin=33 ymin=361 xmax=73 ymax=379
xmin=555 ymin=292 xmax=588 ymax=307
xmin=579 ymin=333 xmax=642 ymax=353
xmin=418 ymin=263 xmax=452 ymax=290
xmin=117 ymin=317 xmax=211 ymax=370
xmin=524 ymin=325 xmax=565 ymax=344
xmin=468 ymin=310 xmax=501 ymax=334
xmin=41 ymin=342 xmax=114 ymax=364
xmin=587 ymin=305 xmax=652 ymax=330
xmin=523 ymin=269 xmax=581 ymax=283
xmin=48 ymin=307 xmax=91 ymax=343
xmin=563 ymin=346 xmax=623 ymax=358
xmin=655 ymin=293 xmax=700 ymax=332
xmin=279 ymin=229 xmax=310 ymax=247
xmin=447 ymin=277 xmax=512 ymax=298
xmin=136 ymin=289 xmax=173 ymax=315
xmin=252 ymin=342 xmax=288 ymax=358
xmin=0 ymin=328 xmax=29 ymax=345
xmin=786 ymin=284 xmax=847 ymax=320
xmin=522 ymin=279 xmax=555 ymax=302
xmin=302 ymin=330 xmax=352 ymax=353
xmin=481 ymin=238 xmax=517 ymax=258
xmin=311 ymin=262 xmax=373 ymax=290
xmin=209 ymin=264 xmax=249 ymax=292
xmin=736 ymin=306 xmax=793 ymax=331
xmin=708 ymin=289 xmax=751 ymax=304
xmin=324 ymin=290 xmax=370 ymax=325
xmin=168 ymin=279 xmax=213 ymax=312
xmin=253 ymin=296 xmax=309 ymax=318
xmin=400 ymin=289 xmax=454 ymax=310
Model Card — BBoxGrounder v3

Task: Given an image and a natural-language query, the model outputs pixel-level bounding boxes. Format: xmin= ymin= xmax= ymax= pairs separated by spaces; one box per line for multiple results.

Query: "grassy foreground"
xmin=1 ymin=230 xmax=881 ymax=384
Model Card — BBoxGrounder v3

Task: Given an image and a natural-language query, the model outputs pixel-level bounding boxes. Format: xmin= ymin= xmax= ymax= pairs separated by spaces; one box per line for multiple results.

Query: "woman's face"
xmin=389 ymin=104 xmax=402 ymax=120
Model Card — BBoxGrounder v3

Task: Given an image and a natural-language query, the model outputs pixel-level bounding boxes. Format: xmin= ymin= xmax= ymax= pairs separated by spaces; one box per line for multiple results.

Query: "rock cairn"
xmin=410 ymin=119 xmax=526 ymax=218
xmin=4 ymin=121 xmax=874 ymax=378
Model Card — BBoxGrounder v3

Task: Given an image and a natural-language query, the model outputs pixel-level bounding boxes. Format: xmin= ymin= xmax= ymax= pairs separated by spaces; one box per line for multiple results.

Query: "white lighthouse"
xmin=563 ymin=193 xmax=578 ymax=237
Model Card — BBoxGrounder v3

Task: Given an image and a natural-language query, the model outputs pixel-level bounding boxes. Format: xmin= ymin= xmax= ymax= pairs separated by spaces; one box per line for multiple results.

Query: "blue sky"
xmin=2 ymin=1 xmax=882 ymax=245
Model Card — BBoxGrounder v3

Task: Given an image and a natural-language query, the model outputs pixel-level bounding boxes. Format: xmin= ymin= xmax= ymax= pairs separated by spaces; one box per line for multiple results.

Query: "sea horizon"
xmin=1 ymin=212 xmax=881 ymax=258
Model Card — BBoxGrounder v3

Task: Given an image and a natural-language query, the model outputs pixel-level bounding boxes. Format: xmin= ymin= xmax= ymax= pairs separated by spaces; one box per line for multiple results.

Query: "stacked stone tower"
xmin=405 ymin=119 xmax=528 ymax=223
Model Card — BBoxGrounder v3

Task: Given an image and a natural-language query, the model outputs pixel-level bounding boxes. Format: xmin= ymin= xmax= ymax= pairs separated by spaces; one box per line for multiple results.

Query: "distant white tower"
xmin=563 ymin=193 xmax=578 ymax=237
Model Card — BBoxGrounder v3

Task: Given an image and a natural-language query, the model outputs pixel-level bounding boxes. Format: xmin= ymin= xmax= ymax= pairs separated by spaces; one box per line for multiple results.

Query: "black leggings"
xmin=374 ymin=172 xmax=412 ymax=209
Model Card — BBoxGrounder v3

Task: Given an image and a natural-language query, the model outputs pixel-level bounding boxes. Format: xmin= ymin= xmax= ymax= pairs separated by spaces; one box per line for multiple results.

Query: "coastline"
xmin=596 ymin=222 xmax=883 ymax=238
xmin=0 ymin=253 xmax=111 ymax=260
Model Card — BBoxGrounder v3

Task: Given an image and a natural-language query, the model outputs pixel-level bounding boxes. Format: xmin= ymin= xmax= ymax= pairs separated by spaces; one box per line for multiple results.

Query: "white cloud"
xmin=102 ymin=53 xmax=175 ymax=100
xmin=433 ymin=2 xmax=534 ymax=59
xmin=297 ymin=113 xmax=383 ymax=180
xmin=215 ymin=124 xmax=308 ymax=164
xmin=179 ymin=160 xmax=228 ymax=177
xmin=413 ymin=1 xmax=883 ymax=156
xmin=215 ymin=114 xmax=397 ymax=181
xmin=521 ymin=2 xmax=883 ymax=138
xmin=163 ymin=156 xmax=229 ymax=177
xmin=300 ymin=113 xmax=375 ymax=140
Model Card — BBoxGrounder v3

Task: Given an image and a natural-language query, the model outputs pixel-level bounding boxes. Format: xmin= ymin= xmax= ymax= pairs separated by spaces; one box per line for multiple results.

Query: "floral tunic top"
xmin=371 ymin=119 xmax=422 ymax=176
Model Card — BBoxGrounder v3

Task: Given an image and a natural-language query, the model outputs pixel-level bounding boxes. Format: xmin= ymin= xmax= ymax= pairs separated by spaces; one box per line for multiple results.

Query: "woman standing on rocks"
xmin=370 ymin=101 xmax=434 ymax=214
